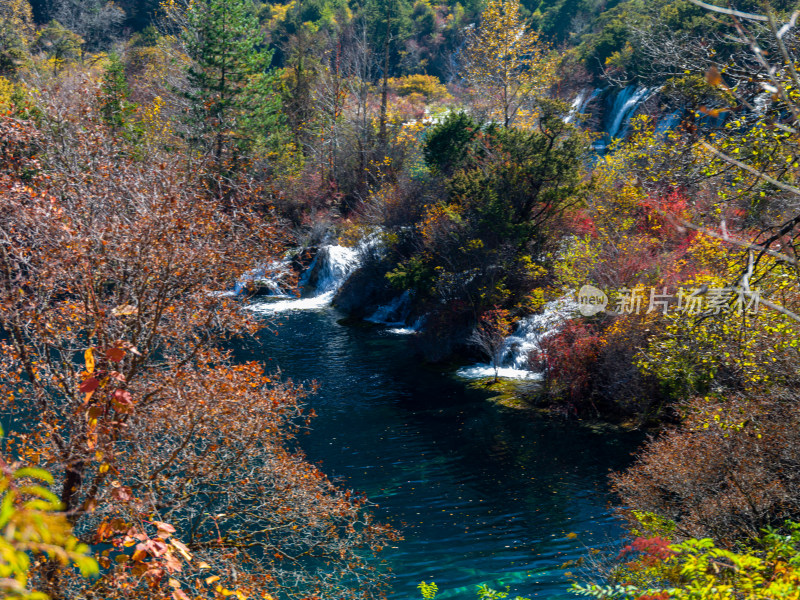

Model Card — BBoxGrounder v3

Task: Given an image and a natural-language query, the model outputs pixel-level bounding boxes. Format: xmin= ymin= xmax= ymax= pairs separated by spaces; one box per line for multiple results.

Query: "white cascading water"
xmin=366 ymin=290 xmax=412 ymax=326
xmin=565 ymin=88 xmax=602 ymax=124
xmin=457 ymin=296 xmax=577 ymax=380
xmin=605 ymin=85 xmax=651 ymax=141
xmin=247 ymin=244 xmax=361 ymax=313
xmin=366 ymin=291 xmax=427 ymax=335
xmin=388 ymin=316 xmax=426 ymax=335
xmin=233 ymin=260 xmax=294 ymax=297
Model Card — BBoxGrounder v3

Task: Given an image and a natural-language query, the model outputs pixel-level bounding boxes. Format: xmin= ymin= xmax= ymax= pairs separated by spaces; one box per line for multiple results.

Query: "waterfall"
xmin=457 ymin=297 xmax=576 ymax=380
xmin=299 ymin=245 xmax=360 ymax=296
xmin=233 ymin=260 xmax=293 ymax=297
xmin=388 ymin=316 xmax=426 ymax=335
xmin=366 ymin=290 xmax=413 ymax=327
xmin=605 ymin=85 xmax=651 ymax=141
xmin=365 ymin=291 xmax=426 ymax=335
xmin=565 ymin=88 xmax=602 ymax=124
xmin=247 ymin=244 xmax=361 ymax=313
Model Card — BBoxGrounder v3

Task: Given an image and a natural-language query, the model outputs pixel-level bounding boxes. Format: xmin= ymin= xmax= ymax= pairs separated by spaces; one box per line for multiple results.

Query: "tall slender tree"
xmin=461 ymin=0 xmax=557 ymax=128
xmin=181 ymin=0 xmax=282 ymax=171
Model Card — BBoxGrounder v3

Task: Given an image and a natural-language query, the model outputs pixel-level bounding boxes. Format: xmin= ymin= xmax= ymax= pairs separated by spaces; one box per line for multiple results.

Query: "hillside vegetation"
xmin=3 ymin=0 xmax=800 ymax=598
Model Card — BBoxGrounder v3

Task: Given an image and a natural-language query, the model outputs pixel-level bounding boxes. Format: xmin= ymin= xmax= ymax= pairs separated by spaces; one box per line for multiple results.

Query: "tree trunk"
xmin=378 ymin=3 xmax=392 ymax=147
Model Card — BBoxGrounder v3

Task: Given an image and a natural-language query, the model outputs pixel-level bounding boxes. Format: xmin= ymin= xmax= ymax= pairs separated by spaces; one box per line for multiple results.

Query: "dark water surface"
xmin=237 ymin=304 xmax=641 ymax=600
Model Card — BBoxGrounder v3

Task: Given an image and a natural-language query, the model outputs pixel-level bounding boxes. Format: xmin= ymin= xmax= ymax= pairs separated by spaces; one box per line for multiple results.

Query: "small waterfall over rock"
xmin=457 ymin=296 xmax=577 ymax=380
xmin=247 ymin=244 xmax=362 ymax=313
xmin=366 ymin=290 xmax=413 ymax=326
xmin=233 ymin=260 xmax=293 ymax=297
xmin=364 ymin=291 xmax=427 ymax=335
xmin=300 ymin=245 xmax=360 ymax=297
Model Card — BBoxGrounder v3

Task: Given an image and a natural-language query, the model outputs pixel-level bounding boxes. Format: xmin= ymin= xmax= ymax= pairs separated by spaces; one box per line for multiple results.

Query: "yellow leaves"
xmin=461 ymin=0 xmax=557 ymax=127
xmin=111 ymin=304 xmax=137 ymax=317
xmin=170 ymin=537 xmax=192 ymax=561
xmin=705 ymin=65 xmax=724 ymax=88
xmin=84 ymin=348 xmax=95 ymax=375
xmin=215 ymin=585 xmax=249 ymax=599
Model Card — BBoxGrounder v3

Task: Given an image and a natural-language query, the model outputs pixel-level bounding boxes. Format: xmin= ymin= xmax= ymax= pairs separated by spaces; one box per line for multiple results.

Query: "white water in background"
xmin=247 ymin=245 xmax=360 ymax=314
xmin=388 ymin=316 xmax=426 ymax=335
xmin=565 ymin=88 xmax=602 ymax=124
xmin=234 ymin=260 xmax=294 ymax=297
xmin=457 ymin=297 xmax=577 ymax=380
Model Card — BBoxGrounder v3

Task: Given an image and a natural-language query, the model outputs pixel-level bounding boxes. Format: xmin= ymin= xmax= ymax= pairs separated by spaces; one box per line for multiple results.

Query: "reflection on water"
xmin=235 ymin=302 xmax=640 ymax=600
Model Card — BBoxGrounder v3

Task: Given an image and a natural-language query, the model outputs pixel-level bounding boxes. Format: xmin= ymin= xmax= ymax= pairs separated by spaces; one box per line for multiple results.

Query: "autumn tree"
xmin=460 ymin=0 xmax=558 ymax=128
xmin=32 ymin=20 xmax=83 ymax=75
xmin=0 ymin=78 xmax=394 ymax=600
xmin=0 ymin=0 xmax=34 ymax=76
xmin=469 ymin=308 xmax=512 ymax=382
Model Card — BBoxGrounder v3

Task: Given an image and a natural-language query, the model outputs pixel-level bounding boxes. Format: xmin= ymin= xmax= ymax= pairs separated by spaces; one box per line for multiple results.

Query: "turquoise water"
xmin=237 ymin=304 xmax=640 ymax=600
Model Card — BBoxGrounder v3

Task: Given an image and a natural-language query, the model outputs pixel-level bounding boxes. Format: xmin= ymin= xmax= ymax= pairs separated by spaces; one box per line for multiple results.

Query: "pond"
xmin=235 ymin=303 xmax=641 ymax=600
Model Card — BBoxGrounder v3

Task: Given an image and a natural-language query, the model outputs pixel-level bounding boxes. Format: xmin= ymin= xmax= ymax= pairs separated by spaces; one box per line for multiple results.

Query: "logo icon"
xmin=577 ymin=284 xmax=608 ymax=316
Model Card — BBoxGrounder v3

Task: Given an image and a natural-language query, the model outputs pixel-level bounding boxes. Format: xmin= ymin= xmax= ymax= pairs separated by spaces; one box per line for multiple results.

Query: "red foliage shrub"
xmin=619 ymin=537 xmax=675 ymax=563
xmin=538 ymin=319 xmax=602 ymax=410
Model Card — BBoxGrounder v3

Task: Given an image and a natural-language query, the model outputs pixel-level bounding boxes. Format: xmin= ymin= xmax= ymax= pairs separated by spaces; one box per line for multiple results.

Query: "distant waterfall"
xmin=233 ymin=260 xmax=293 ymax=297
xmin=457 ymin=297 xmax=576 ymax=380
xmin=366 ymin=290 xmax=413 ymax=326
xmin=364 ymin=291 xmax=427 ymax=335
xmin=565 ymin=88 xmax=602 ymax=124
xmin=604 ymin=85 xmax=652 ymax=141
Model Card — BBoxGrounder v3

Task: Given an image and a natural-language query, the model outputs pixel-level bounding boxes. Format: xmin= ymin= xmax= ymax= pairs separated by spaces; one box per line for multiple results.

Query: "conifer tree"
xmin=99 ymin=52 xmax=135 ymax=131
xmin=182 ymin=0 xmax=282 ymax=171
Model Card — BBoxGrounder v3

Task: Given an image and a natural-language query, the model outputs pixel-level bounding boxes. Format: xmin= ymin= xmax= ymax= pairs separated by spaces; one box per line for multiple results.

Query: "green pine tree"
xmin=99 ymin=52 xmax=134 ymax=130
xmin=183 ymin=0 xmax=283 ymax=172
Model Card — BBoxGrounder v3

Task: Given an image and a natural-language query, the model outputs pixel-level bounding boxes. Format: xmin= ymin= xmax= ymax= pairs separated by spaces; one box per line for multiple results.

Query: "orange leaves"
xmin=0 ymin=98 xmax=389 ymax=600
xmin=705 ymin=65 xmax=724 ymax=88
